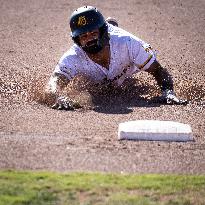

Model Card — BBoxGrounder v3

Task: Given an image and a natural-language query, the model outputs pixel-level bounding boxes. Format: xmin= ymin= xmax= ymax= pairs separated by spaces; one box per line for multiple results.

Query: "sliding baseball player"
xmin=44 ymin=6 xmax=188 ymax=110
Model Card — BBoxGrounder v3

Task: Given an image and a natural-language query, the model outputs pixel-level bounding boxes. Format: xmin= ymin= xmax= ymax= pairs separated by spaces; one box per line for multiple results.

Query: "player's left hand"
xmin=159 ymin=90 xmax=188 ymax=105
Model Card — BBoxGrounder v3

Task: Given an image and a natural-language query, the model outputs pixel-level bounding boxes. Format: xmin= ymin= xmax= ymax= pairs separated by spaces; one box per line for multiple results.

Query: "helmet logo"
xmin=77 ymin=16 xmax=87 ymax=26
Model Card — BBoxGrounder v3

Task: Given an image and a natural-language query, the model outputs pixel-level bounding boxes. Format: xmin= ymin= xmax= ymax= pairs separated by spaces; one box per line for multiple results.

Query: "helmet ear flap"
xmin=99 ymin=23 xmax=108 ymax=38
xmin=72 ymin=36 xmax=81 ymax=46
xmin=98 ymin=23 xmax=109 ymax=44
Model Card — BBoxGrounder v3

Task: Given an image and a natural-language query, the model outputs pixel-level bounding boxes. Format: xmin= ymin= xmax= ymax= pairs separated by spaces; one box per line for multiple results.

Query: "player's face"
xmin=79 ymin=29 xmax=99 ymax=47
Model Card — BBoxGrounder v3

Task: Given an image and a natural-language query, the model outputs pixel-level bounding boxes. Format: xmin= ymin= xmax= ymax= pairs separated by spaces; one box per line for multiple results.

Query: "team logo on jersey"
xmin=77 ymin=16 xmax=87 ymax=26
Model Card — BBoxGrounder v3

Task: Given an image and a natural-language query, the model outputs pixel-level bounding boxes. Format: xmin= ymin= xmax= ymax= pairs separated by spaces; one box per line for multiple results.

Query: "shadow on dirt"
xmin=64 ymin=75 xmax=205 ymax=114
xmin=92 ymin=98 xmax=159 ymax=114
xmin=70 ymin=77 xmax=162 ymax=114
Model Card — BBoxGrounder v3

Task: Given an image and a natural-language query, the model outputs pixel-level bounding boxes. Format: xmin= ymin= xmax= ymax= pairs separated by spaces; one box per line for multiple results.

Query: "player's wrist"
xmin=162 ymin=89 xmax=175 ymax=98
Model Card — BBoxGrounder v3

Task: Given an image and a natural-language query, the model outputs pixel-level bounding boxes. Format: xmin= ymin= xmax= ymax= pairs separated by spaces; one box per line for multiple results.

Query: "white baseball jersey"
xmin=54 ymin=24 xmax=156 ymax=86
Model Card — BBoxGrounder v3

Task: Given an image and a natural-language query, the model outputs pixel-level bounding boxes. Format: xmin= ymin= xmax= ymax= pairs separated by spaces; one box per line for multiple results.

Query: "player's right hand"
xmin=51 ymin=96 xmax=82 ymax=110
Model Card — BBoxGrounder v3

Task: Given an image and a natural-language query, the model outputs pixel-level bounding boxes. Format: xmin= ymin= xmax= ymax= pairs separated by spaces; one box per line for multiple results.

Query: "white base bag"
xmin=118 ymin=120 xmax=193 ymax=142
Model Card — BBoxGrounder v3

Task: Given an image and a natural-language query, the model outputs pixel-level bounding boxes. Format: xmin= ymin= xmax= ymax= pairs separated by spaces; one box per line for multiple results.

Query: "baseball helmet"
xmin=70 ymin=6 xmax=106 ymax=38
xmin=69 ymin=6 xmax=108 ymax=53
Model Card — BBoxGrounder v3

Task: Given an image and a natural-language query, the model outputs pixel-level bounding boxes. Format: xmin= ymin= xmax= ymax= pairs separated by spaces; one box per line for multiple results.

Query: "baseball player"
xmin=44 ymin=6 xmax=188 ymax=110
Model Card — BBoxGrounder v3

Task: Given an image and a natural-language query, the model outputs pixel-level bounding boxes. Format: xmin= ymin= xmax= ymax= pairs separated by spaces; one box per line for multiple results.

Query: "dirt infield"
xmin=0 ymin=0 xmax=205 ymax=174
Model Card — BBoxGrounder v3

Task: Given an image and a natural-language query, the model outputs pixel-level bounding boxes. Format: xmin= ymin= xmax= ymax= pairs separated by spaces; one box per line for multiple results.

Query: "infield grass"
xmin=0 ymin=170 xmax=205 ymax=205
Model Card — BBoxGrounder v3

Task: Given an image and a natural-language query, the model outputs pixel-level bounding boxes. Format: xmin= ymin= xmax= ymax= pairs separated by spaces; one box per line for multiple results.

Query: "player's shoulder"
xmin=108 ymin=24 xmax=143 ymax=44
xmin=108 ymin=24 xmax=131 ymax=40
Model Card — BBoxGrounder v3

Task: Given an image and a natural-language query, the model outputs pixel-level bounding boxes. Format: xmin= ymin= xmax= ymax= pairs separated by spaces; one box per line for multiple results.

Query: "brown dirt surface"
xmin=0 ymin=0 xmax=205 ymax=174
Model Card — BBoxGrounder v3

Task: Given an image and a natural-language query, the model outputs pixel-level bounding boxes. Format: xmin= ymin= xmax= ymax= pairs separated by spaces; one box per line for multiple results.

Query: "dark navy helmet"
xmin=70 ymin=6 xmax=106 ymax=38
xmin=69 ymin=6 xmax=109 ymax=54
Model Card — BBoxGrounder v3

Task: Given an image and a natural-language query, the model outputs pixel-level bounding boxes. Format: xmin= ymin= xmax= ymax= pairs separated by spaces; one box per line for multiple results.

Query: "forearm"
xmin=146 ymin=61 xmax=173 ymax=92
xmin=146 ymin=61 xmax=187 ymax=105
xmin=44 ymin=73 xmax=69 ymax=106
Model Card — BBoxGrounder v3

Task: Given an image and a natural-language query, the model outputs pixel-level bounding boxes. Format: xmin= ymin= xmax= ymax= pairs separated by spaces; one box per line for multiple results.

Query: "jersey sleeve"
xmin=128 ymin=36 xmax=156 ymax=71
xmin=54 ymin=48 xmax=79 ymax=80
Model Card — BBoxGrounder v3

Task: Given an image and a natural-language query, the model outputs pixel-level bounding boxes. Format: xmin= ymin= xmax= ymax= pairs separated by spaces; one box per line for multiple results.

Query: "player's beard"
xmin=82 ymin=38 xmax=103 ymax=54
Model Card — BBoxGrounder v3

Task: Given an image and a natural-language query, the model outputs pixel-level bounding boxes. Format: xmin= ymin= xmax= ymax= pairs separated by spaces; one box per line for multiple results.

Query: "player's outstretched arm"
xmin=44 ymin=73 xmax=82 ymax=110
xmin=145 ymin=60 xmax=188 ymax=105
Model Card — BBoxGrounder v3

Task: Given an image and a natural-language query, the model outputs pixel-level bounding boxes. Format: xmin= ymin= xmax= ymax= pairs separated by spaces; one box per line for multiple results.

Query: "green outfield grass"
xmin=0 ymin=170 xmax=205 ymax=205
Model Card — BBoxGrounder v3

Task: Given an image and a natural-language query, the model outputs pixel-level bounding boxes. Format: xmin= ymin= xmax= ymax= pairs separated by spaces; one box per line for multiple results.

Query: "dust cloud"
xmin=1 ymin=73 xmax=204 ymax=109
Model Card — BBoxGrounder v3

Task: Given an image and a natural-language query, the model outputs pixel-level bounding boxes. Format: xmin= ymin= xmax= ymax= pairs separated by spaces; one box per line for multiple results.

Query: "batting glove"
xmin=51 ymin=96 xmax=82 ymax=110
xmin=160 ymin=90 xmax=188 ymax=105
